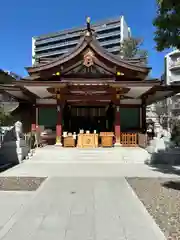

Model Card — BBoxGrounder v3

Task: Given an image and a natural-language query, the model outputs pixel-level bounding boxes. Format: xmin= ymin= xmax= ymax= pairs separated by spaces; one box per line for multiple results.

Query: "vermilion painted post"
xmin=31 ymin=104 xmax=36 ymax=132
xmin=114 ymin=105 xmax=121 ymax=146
xmin=56 ymin=99 xmax=62 ymax=146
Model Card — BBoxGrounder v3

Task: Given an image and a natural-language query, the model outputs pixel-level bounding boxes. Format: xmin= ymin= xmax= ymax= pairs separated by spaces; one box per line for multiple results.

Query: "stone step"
xmin=28 ymin=147 xmax=149 ymax=164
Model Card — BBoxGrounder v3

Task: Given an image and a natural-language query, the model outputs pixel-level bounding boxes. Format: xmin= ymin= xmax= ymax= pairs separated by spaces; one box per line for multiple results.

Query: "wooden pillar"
xmin=56 ymin=97 xmax=62 ymax=146
xmin=36 ymin=107 xmax=39 ymax=128
xmin=31 ymin=104 xmax=36 ymax=132
xmin=114 ymin=105 xmax=121 ymax=146
xmin=142 ymin=98 xmax=146 ymax=133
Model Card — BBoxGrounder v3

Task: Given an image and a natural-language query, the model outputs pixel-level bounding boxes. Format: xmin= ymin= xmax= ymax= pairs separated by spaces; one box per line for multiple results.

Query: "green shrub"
xmin=171 ymin=120 xmax=180 ymax=147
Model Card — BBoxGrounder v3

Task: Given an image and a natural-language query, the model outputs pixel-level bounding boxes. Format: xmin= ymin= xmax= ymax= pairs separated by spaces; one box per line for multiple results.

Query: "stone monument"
xmin=0 ymin=121 xmax=30 ymax=165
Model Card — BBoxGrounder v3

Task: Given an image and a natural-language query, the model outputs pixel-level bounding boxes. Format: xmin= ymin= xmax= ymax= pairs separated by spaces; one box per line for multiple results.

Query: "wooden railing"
xmin=120 ymin=133 xmax=138 ymax=147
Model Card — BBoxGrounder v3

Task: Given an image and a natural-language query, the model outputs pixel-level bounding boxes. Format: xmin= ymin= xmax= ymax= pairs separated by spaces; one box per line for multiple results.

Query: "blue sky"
xmin=1 ymin=0 xmax=170 ymax=78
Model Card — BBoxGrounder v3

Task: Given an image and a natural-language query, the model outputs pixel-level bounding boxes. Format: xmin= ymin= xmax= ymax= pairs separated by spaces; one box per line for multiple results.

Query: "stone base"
xmin=114 ymin=142 xmax=122 ymax=147
xmin=55 ymin=136 xmax=62 ymax=147
xmin=55 ymin=142 xmax=62 ymax=147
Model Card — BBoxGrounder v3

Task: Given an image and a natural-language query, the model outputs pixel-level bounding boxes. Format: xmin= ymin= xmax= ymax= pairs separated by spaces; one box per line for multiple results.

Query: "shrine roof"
xmin=1 ymin=19 xmax=179 ymax=105
xmin=26 ymin=19 xmax=151 ymax=76
xmin=2 ymin=80 xmax=180 ymax=106
xmin=0 ymin=69 xmax=16 ymax=83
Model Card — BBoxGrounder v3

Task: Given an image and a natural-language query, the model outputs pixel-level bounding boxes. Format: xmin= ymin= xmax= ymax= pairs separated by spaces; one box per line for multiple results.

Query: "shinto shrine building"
xmin=1 ymin=19 xmax=179 ymax=148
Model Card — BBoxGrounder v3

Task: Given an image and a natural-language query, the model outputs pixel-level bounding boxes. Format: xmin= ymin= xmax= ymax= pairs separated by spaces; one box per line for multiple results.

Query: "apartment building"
xmin=146 ymin=49 xmax=180 ymax=131
xmin=32 ymin=16 xmax=131 ymax=65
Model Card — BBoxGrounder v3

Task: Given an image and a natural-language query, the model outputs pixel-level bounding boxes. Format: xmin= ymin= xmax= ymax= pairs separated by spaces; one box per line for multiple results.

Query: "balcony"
xmin=95 ymin=24 xmax=120 ymax=33
xmin=35 ymin=32 xmax=81 ymax=46
xmin=101 ymin=38 xmax=120 ymax=47
xmin=169 ymin=59 xmax=180 ymax=71
xmin=107 ymin=46 xmax=120 ymax=53
xmin=35 ymin=38 xmax=120 ymax=54
xmin=169 ymin=76 xmax=180 ymax=84
xmin=97 ymin=31 xmax=120 ymax=40
xmin=34 ymin=32 xmax=121 ymax=56
xmin=36 ymin=49 xmax=69 ymax=58
xmin=172 ymin=103 xmax=180 ymax=111
xmin=173 ymin=103 xmax=180 ymax=109
xmin=35 ymin=26 xmax=121 ymax=47
xmin=35 ymin=40 xmax=79 ymax=52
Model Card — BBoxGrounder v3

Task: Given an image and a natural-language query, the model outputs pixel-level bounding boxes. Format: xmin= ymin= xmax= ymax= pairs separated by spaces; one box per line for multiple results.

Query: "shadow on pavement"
xmin=148 ymin=164 xmax=180 ymax=176
xmin=145 ymin=163 xmax=180 ymax=190
xmin=162 ymin=180 xmax=180 ymax=191
xmin=147 ymin=163 xmax=180 ymax=176
xmin=0 ymin=163 xmax=15 ymax=173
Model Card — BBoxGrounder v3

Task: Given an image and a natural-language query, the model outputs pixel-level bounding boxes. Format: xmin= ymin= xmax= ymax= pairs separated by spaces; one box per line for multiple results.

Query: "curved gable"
xmin=27 ymin=29 xmax=150 ymax=77
xmin=27 ymin=37 xmax=87 ymax=73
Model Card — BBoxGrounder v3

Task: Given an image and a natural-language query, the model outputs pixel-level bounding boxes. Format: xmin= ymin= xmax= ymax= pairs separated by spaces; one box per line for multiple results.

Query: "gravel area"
xmin=127 ymin=177 xmax=180 ymax=240
xmin=0 ymin=177 xmax=46 ymax=191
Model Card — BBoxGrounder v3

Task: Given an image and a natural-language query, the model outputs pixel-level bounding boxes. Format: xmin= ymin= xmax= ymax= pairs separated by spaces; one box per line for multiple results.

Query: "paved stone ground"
xmin=2 ymin=161 xmax=180 ymax=178
xmin=0 ymin=191 xmax=33 ymax=232
xmin=0 ymin=147 xmax=176 ymax=240
xmin=0 ymin=177 xmax=166 ymax=240
xmin=26 ymin=146 xmax=150 ymax=163
xmin=1 ymin=147 xmax=180 ymax=178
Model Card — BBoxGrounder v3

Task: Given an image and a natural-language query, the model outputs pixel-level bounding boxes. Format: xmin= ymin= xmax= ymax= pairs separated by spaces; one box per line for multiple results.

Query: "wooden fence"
xmin=120 ymin=133 xmax=138 ymax=147
xmin=120 ymin=133 xmax=148 ymax=147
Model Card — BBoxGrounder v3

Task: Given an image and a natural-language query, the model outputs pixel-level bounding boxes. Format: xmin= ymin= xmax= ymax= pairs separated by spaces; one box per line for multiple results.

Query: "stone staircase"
xmin=27 ymin=146 xmax=149 ymax=164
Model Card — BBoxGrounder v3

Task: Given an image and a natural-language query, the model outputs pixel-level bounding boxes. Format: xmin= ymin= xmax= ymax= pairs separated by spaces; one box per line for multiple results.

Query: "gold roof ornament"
xmin=86 ymin=16 xmax=91 ymax=35
xmin=86 ymin=16 xmax=91 ymax=23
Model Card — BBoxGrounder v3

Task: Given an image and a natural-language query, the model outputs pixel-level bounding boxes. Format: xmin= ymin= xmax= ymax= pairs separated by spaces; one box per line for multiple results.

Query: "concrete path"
xmin=26 ymin=146 xmax=150 ymax=163
xmin=0 ymin=177 xmax=166 ymax=240
xmin=0 ymin=192 xmax=33 ymax=231
xmin=1 ymin=160 xmax=180 ymax=178
xmin=0 ymin=147 xmax=176 ymax=240
xmin=1 ymin=146 xmax=180 ymax=178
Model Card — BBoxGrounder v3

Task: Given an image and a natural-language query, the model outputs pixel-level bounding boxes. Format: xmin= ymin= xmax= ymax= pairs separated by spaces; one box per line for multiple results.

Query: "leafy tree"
xmin=154 ymin=100 xmax=168 ymax=128
xmin=120 ymin=37 xmax=148 ymax=62
xmin=153 ymin=0 xmax=180 ymax=51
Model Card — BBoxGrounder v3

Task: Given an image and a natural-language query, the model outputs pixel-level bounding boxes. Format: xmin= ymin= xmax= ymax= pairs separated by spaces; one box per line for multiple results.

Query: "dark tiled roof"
xmin=0 ymin=70 xmax=16 ymax=83
xmin=27 ymin=29 xmax=150 ymax=75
